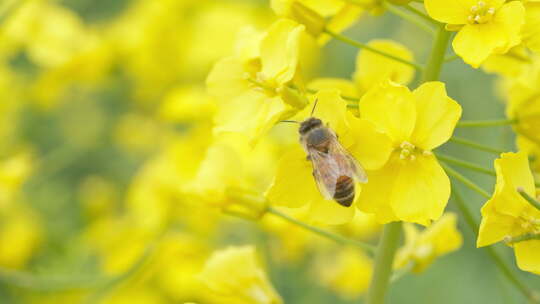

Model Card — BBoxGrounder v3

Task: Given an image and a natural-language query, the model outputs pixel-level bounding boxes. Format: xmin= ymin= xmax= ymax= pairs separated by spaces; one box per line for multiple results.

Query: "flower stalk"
xmin=435 ymin=152 xmax=495 ymax=177
xmin=403 ymin=3 xmax=439 ymax=25
xmin=266 ymin=207 xmax=376 ymax=254
xmin=441 ymin=163 xmax=491 ymax=199
xmin=505 ymin=233 xmax=540 ymax=245
xmin=449 ymin=136 xmax=506 ymax=155
xmin=323 ymin=28 xmax=423 ymax=70
xmin=517 ymin=188 xmax=540 ymax=212
xmin=457 ymin=119 xmax=517 ymax=128
xmin=383 ymin=2 xmax=435 ymax=35
xmin=366 ymin=222 xmax=402 ymax=304
xmin=452 ymin=188 xmax=539 ymax=303
xmin=422 ymin=24 xmax=450 ymax=82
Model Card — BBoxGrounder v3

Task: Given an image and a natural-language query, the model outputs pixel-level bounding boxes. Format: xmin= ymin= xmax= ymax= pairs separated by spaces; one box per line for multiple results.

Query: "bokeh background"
xmin=0 ymin=0 xmax=538 ymax=303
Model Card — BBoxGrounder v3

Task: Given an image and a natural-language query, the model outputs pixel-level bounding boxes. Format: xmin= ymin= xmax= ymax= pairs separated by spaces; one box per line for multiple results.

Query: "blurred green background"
xmin=0 ymin=0 xmax=538 ymax=303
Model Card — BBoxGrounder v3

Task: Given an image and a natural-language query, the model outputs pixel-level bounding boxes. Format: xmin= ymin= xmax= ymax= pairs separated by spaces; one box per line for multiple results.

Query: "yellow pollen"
xmin=468 ymin=1 xmax=496 ymax=24
xmin=399 ymin=141 xmax=420 ymax=161
xmin=518 ymin=214 xmax=540 ymax=233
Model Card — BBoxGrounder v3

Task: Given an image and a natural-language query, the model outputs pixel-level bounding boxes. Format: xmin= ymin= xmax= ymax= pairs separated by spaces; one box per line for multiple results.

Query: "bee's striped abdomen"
xmin=333 ymin=175 xmax=355 ymax=207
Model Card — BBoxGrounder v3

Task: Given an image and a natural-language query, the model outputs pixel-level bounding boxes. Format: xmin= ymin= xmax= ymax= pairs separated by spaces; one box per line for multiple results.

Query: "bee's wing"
xmin=309 ymin=148 xmax=339 ymax=200
xmin=308 ymin=141 xmax=367 ymax=200
xmin=330 ymin=142 xmax=368 ymax=184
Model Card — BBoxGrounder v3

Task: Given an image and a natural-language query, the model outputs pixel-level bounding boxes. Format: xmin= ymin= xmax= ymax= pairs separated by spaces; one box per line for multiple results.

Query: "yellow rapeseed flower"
xmin=184 ymin=133 xmax=278 ymax=219
xmin=308 ymin=39 xmax=415 ymax=103
xmin=199 ymin=245 xmax=282 ymax=304
xmin=270 ymin=0 xmax=366 ymax=43
xmin=522 ymin=0 xmax=540 ymax=53
xmin=425 ymin=0 xmax=525 ymax=68
xmin=266 ymin=89 xmax=393 ymax=225
xmin=314 ymin=247 xmax=373 ymax=299
xmin=482 ymin=46 xmax=532 ymax=78
xmin=477 ymin=152 xmax=540 ymax=275
xmin=356 ymin=81 xmax=462 ymax=225
xmin=395 ymin=213 xmax=463 ymax=272
xmin=3 ymin=0 xmax=98 ymax=68
xmin=0 ymin=205 xmax=41 ymax=269
xmin=504 ymin=57 xmax=540 ymax=144
xmin=353 ymin=40 xmax=415 ymax=93
xmin=207 ymin=19 xmax=307 ymax=144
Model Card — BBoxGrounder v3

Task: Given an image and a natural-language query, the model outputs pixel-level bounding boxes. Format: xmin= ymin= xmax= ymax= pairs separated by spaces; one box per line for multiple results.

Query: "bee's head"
xmin=299 ymin=117 xmax=322 ymax=135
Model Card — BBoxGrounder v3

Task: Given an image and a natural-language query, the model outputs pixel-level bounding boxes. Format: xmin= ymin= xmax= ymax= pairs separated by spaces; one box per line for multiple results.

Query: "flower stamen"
xmin=468 ymin=1 xmax=496 ymax=24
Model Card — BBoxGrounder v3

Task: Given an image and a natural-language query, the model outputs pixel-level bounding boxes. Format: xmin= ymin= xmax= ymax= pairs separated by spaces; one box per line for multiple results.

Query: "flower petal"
xmin=214 ymin=90 xmax=289 ymax=144
xmin=206 ymin=57 xmax=249 ymax=100
xmin=260 ymin=19 xmax=304 ymax=85
xmin=422 ymin=213 xmax=462 ymax=255
xmin=453 ymin=24 xmax=501 ymax=68
xmin=390 ymin=154 xmax=450 ymax=225
xmin=359 ymin=81 xmax=416 ymax=144
xmin=523 ymin=2 xmax=540 ymax=53
xmin=308 ymin=78 xmax=359 ymax=99
xmin=452 ymin=2 xmax=525 ymax=68
xmin=410 ymin=82 xmax=462 ymax=150
xmin=356 ymin=161 xmax=400 ymax=224
xmin=307 ymin=196 xmax=356 ymax=225
xmin=514 ymin=240 xmax=540 ymax=275
xmin=266 ymin=146 xmax=320 ymax=208
xmin=424 ymin=0 xmax=475 ymax=24
xmin=477 ymin=212 xmax=516 ymax=247
xmin=492 ymin=1 xmax=525 ymax=53
xmin=490 ymin=152 xmax=536 ymax=217
xmin=344 ymin=114 xmax=393 ymax=171
xmin=296 ymin=89 xmax=349 ymax=135
xmin=354 ymin=39 xmax=415 ymax=93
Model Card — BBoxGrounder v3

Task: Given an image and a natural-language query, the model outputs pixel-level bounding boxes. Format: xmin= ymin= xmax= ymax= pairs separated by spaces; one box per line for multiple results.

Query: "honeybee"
xmin=290 ymin=100 xmax=367 ymax=207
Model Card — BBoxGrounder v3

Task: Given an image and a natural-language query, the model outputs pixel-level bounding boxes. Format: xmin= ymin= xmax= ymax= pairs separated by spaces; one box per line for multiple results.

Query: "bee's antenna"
xmin=280 ymin=120 xmax=299 ymax=124
xmin=310 ymin=98 xmax=319 ymax=117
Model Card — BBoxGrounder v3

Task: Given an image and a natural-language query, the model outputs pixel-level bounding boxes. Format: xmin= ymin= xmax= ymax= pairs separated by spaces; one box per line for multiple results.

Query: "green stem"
xmin=442 ymin=163 xmax=491 ymax=199
xmin=85 ymin=243 xmax=156 ymax=303
xmin=457 ymin=119 xmax=517 ymax=128
xmin=485 ymin=246 xmax=540 ymax=304
xmin=383 ymin=2 xmax=435 ymax=35
xmin=435 ymin=152 xmax=495 ymax=177
xmin=366 ymin=222 xmax=402 ymax=304
xmin=444 ymin=54 xmax=460 ymax=62
xmin=403 ymin=3 xmax=439 ymax=25
xmin=452 ymin=188 xmax=539 ymax=303
xmin=324 ymin=29 xmax=423 ymax=70
xmin=266 ymin=207 xmax=376 ymax=254
xmin=390 ymin=261 xmax=414 ymax=283
xmin=422 ymin=25 xmax=450 ymax=82
xmin=506 ymin=233 xmax=540 ymax=244
xmin=0 ymin=269 xmax=108 ymax=291
xmin=449 ymin=137 xmax=506 ymax=155
xmin=451 ymin=187 xmax=479 ymax=231
xmin=517 ymin=188 xmax=540 ymax=212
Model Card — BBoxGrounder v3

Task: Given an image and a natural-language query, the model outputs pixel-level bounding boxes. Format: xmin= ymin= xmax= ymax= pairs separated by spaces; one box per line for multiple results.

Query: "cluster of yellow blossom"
xmin=1 ymin=0 xmax=539 ymax=303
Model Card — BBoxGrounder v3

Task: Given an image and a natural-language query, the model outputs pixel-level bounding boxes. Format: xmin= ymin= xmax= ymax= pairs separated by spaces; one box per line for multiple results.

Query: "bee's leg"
xmin=306 ymin=155 xmax=311 ymax=161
